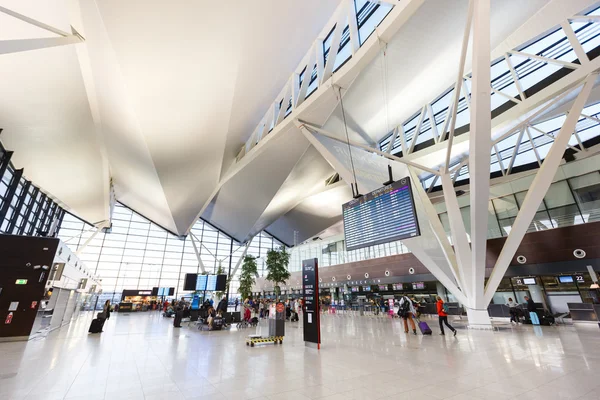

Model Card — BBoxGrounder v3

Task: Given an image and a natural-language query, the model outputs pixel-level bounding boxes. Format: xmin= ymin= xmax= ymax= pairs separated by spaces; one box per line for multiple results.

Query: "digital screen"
xmin=158 ymin=287 xmax=164 ymax=296
xmin=393 ymin=283 xmax=403 ymax=291
xmin=412 ymin=282 xmax=425 ymax=290
xmin=191 ymin=295 xmax=200 ymax=310
xmin=363 ymin=286 xmax=371 ymax=291
xmin=342 ymin=177 xmax=420 ymax=251
xmin=215 ymin=275 xmax=227 ymax=291
xmin=206 ymin=275 xmax=217 ymax=291
xmin=196 ymin=275 xmax=208 ymax=291
xmin=351 ymin=287 xmax=358 ymax=292
xmin=378 ymin=285 xmax=388 ymax=291
xmin=523 ymin=278 xmax=536 ymax=285
xmin=558 ymin=276 xmax=573 ymax=283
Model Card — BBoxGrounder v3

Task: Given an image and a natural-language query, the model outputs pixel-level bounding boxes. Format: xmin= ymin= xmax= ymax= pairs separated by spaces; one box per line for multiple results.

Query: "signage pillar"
xmin=302 ymin=258 xmax=320 ymax=349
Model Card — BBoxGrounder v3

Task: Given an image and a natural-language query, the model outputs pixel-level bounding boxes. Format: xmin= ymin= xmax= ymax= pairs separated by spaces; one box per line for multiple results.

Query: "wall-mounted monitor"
xmin=342 ymin=177 xmax=420 ymax=251
xmin=393 ymin=283 xmax=403 ymax=291
xmin=363 ymin=285 xmax=371 ymax=291
xmin=558 ymin=276 xmax=574 ymax=283
xmin=412 ymin=282 xmax=425 ymax=290
xmin=523 ymin=277 xmax=536 ymax=285
xmin=378 ymin=285 xmax=388 ymax=291
xmin=351 ymin=287 xmax=358 ymax=293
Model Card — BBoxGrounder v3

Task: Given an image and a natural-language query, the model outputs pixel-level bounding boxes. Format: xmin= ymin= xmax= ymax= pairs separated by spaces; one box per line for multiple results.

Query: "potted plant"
xmin=238 ymin=255 xmax=258 ymax=301
xmin=265 ymin=246 xmax=291 ymax=301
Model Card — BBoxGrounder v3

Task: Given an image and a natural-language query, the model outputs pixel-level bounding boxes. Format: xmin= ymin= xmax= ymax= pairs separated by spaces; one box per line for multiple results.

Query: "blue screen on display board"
xmin=196 ymin=275 xmax=208 ymax=291
xmin=157 ymin=287 xmax=164 ymax=296
xmin=206 ymin=275 xmax=217 ymax=291
xmin=558 ymin=276 xmax=573 ymax=283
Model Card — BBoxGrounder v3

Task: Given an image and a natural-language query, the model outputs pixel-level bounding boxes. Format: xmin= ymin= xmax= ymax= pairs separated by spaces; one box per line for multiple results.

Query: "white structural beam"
xmin=484 ymin=73 xmax=597 ymax=305
xmin=320 ymin=2 xmax=349 ymax=84
xmin=0 ymin=34 xmax=82 ymax=55
xmin=445 ymin=0 xmax=473 ymax=169
xmin=298 ymin=121 xmax=440 ymax=175
xmin=0 ymin=5 xmax=71 ymax=37
xmin=405 ymin=167 xmax=468 ymax=305
xmin=229 ymin=242 xmax=251 ymax=279
xmin=189 ymin=232 xmax=207 ymax=274
xmin=508 ymin=50 xmax=579 ymax=70
xmin=561 ymin=21 xmax=589 ymax=65
xmin=467 ymin=0 xmax=491 ymax=322
xmin=440 ymin=172 xmax=471 ymax=299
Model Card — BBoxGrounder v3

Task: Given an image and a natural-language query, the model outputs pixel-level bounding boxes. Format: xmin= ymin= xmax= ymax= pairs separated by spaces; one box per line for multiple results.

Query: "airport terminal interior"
xmin=2 ymin=0 xmax=600 ymax=399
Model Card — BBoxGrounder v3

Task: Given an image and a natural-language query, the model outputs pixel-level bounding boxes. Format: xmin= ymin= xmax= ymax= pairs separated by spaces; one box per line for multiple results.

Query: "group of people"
xmin=397 ymin=295 xmax=457 ymax=336
xmin=240 ymin=297 xmax=304 ymax=323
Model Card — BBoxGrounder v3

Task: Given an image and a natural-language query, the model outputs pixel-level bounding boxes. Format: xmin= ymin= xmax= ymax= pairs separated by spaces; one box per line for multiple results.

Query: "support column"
xmin=468 ymin=0 xmax=492 ymax=326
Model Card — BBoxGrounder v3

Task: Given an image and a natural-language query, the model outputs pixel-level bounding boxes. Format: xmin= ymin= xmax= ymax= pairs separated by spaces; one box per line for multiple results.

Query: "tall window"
xmin=57 ymin=203 xmax=285 ymax=301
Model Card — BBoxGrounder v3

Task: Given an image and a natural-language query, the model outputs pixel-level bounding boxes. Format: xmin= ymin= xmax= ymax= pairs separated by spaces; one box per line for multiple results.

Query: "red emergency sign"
xmin=5 ymin=312 xmax=13 ymax=324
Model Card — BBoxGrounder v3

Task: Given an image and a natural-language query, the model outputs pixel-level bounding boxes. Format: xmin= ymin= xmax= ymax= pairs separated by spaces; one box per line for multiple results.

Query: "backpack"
xmin=398 ymin=297 xmax=411 ymax=317
xmin=442 ymin=302 xmax=449 ymax=313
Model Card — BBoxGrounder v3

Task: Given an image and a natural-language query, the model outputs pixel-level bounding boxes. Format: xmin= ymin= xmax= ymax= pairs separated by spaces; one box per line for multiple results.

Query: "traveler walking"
xmin=507 ymin=297 xmax=519 ymax=324
xmin=234 ymin=298 xmax=239 ymax=311
xmin=398 ymin=295 xmax=417 ymax=335
xmin=217 ymin=296 xmax=228 ymax=314
xmin=436 ymin=296 xmax=456 ymax=336
xmin=103 ymin=300 xmax=112 ymax=320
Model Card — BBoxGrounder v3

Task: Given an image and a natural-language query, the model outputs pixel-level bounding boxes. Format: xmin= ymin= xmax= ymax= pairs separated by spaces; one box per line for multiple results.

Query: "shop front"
xmin=119 ymin=290 xmax=158 ymax=312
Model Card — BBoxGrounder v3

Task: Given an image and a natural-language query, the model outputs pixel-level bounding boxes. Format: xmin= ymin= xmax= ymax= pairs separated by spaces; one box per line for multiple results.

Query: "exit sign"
xmin=15 ymin=279 xmax=28 ymax=285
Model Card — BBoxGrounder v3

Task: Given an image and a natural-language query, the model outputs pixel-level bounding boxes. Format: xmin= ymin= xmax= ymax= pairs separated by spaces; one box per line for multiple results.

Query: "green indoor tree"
xmin=266 ymin=246 xmax=291 ymax=301
xmin=238 ymin=255 xmax=258 ymax=301
xmin=214 ymin=262 xmax=228 ymax=300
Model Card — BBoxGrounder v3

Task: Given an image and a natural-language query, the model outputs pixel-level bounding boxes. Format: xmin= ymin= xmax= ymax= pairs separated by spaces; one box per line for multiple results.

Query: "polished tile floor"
xmin=1 ymin=311 xmax=600 ymax=400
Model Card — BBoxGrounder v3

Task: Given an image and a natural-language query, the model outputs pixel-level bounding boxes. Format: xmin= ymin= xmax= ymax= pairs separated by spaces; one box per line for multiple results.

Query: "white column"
xmin=466 ymin=0 xmax=492 ymax=327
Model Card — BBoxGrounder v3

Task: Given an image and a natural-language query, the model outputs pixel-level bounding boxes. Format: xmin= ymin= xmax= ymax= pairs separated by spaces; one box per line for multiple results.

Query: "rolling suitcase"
xmin=88 ymin=318 xmax=104 ymax=333
xmin=416 ymin=319 xmax=432 ymax=335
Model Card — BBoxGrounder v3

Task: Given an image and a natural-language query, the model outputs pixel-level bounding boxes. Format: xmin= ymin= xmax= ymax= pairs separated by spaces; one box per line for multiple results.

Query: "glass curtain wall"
xmin=0 ymin=160 xmax=65 ymax=236
xmin=57 ymin=203 xmax=284 ymax=302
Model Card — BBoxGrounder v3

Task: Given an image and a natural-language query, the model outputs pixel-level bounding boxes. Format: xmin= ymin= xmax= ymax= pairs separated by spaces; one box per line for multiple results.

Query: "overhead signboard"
xmin=342 ymin=177 xmax=420 ymax=251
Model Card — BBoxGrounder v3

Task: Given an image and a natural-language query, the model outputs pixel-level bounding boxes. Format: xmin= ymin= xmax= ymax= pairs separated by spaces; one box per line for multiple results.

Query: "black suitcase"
xmin=89 ymin=318 xmax=105 ymax=333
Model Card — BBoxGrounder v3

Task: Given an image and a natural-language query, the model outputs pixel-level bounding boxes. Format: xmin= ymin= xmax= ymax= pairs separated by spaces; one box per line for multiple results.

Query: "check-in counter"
xmin=567 ymin=303 xmax=598 ymax=322
xmin=118 ymin=302 xmax=133 ymax=312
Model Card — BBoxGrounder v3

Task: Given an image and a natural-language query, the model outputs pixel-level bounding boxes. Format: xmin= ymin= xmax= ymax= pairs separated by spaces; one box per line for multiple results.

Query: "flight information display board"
xmin=206 ymin=275 xmax=217 ymax=291
xmin=342 ymin=177 xmax=420 ymax=251
xmin=196 ymin=275 xmax=208 ymax=291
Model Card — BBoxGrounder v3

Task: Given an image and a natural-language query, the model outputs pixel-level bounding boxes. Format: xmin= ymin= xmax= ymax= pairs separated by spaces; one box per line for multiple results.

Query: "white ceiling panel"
xmin=202 ymin=127 xmax=310 ymax=243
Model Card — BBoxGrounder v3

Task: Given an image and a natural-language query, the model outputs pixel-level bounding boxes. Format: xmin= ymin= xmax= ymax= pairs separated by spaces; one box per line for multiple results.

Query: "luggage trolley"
xmin=245 ymin=334 xmax=284 ymax=347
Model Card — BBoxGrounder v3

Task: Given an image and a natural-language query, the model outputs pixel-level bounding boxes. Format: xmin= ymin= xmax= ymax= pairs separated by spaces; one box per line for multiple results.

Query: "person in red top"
xmin=436 ymin=296 xmax=456 ymax=336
